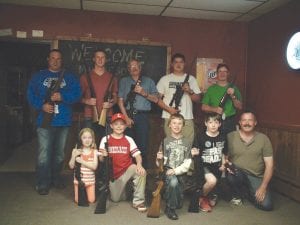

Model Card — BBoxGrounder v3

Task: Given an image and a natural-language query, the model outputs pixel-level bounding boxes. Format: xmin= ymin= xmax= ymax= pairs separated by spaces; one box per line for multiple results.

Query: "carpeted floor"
xmin=0 ymin=140 xmax=300 ymax=225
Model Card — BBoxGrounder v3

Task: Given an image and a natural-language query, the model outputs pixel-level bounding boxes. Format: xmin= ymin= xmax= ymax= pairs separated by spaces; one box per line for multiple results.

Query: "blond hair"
xmin=78 ymin=128 xmax=96 ymax=149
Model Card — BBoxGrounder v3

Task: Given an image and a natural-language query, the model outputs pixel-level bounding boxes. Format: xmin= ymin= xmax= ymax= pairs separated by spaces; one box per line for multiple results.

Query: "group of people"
xmin=27 ymin=48 xmax=274 ymax=220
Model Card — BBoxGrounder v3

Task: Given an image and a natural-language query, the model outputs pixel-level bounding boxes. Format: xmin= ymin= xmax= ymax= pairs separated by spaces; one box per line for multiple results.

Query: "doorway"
xmin=0 ymin=40 xmax=51 ymax=163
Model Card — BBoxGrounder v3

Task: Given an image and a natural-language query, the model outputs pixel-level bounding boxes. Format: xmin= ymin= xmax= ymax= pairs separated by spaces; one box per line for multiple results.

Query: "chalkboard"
xmin=58 ymin=39 xmax=170 ymax=83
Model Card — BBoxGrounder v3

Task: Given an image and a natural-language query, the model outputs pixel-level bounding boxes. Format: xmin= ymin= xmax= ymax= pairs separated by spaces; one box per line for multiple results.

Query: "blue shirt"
xmin=27 ymin=69 xmax=81 ymax=127
xmin=118 ymin=76 xmax=158 ymax=111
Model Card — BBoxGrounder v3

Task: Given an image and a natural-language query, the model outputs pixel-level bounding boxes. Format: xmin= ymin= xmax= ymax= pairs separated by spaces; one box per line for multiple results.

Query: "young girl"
xmin=69 ymin=128 xmax=98 ymax=204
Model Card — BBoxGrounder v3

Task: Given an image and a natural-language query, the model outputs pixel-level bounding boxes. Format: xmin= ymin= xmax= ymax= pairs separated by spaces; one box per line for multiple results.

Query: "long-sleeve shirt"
xmin=27 ymin=69 xmax=81 ymax=127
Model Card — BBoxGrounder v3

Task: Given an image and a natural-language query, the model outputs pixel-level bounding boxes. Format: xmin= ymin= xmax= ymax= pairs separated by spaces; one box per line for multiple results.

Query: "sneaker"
xmin=209 ymin=194 xmax=218 ymax=207
xmin=200 ymin=197 xmax=212 ymax=212
xmin=133 ymin=203 xmax=147 ymax=212
xmin=230 ymin=198 xmax=243 ymax=206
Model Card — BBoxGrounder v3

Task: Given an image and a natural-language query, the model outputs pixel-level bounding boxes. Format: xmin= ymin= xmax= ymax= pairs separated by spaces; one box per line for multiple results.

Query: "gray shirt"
xmin=118 ymin=75 xmax=158 ymax=111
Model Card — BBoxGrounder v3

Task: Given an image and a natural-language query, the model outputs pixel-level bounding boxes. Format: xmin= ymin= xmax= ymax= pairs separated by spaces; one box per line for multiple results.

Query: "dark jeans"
xmin=221 ymin=116 xmax=236 ymax=135
xmin=36 ymin=127 xmax=69 ymax=189
xmin=125 ymin=112 xmax=149 ymax=168
xmin=164 ymin=175 xmax=184 ymax=209
xmin=226 ymin=169 xmax=273 ymax=211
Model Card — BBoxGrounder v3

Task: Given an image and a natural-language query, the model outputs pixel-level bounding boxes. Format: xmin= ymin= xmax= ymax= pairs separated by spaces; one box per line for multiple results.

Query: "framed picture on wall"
xmin=196 ymin=58 xmax=223 ymax=93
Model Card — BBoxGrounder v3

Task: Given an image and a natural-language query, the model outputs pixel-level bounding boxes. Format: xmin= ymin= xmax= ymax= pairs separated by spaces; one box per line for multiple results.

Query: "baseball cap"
xmin=111 ymin=113 xmax=126 ymax=123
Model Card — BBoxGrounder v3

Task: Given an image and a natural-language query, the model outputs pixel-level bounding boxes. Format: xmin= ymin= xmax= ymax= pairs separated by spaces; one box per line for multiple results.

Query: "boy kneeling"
xmin=98 ymin=113 xmax=147 ymax=212
xmin=156 ymin=114 xmax=192 ymax=220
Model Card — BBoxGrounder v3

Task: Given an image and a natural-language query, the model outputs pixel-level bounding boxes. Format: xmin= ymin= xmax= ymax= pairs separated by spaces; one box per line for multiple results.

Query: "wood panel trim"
xmin=259 ymin=121 xmax=300 ymax=132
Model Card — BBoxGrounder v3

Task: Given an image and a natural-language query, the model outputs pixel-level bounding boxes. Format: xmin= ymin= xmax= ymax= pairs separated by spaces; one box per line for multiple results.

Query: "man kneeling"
xmin=226 ymin=111 xmax=273 ymax=211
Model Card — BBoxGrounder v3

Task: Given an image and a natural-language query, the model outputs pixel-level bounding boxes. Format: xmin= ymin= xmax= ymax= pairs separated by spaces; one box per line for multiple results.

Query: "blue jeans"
xmin=164 ymin=175 xmax=184 ymax=209
xmin=36 ymin=127 xmax=69 ymax=189
xmin=227 ymin=169 xmax=273 ymax=211
xmin=125 ymin=112 xmax=149 ymax=168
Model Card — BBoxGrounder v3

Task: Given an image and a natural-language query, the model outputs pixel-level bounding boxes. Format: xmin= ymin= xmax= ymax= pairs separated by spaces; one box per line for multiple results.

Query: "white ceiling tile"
xmin=234 ymin=13 xmax=261 ymax=22
xmin=0 ymin=0 xmax=292 ymax=22
xmin=0 ymin=0 xmax=80 ymax=9
xmin=171 ymin=0 xmax=262 ymax=13
xmin=83 ymin=1 xmax=164 ymax=15
xmin=250 ymin=0 xmax=292 ymax=14
xmin=84 ymin=0 xmax=170 ymax=6
xmin=162 ymin=7 xmax=240 ymax=21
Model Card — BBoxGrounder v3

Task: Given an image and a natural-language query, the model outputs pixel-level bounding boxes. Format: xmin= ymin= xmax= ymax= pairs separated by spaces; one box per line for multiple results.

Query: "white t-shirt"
xmin=156 ymin=73 xmax=201 ymax=119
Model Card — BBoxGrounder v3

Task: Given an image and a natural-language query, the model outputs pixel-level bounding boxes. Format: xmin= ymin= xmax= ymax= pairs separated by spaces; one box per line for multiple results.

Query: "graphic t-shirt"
xmin=195 ymin=132 xmax=228 ymax=169
xmin=99 ymin=135 xmax=140 ymax=179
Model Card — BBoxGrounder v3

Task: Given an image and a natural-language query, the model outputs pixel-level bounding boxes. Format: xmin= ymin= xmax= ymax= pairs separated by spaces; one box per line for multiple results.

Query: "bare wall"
xmin=0 ymin=4 xmax=247 ymax=96
xmin=247 ymin=0 xmax=300 ymax=127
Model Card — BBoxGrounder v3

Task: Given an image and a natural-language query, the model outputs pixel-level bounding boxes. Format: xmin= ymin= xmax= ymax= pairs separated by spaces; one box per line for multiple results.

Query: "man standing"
xmin=226 ymin=111 xmax=274 ymax=211
xmin=118 ymin=59 xmax=159 ymax=168
xmin=202 ymin=63 xmax=242 ymax=135
xmin=80 ymin=49 xmax=118 ymax=143
xmin=157 ymin=53 xmax=201 ymax=143
xmin=27 ymin=49 xmax=81 ymax=195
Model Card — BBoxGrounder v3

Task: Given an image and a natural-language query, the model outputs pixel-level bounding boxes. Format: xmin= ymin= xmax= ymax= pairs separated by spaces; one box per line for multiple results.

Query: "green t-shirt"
xmin=227 ymin=131 xmax=273 ymax=177
xmin=202 ymin=84 xmax=242 ymax=117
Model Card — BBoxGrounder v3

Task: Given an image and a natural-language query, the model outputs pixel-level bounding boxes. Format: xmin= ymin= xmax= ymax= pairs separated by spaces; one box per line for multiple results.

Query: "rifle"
xmin=169 ymin=74 xmax=189 ymax=110
xmin=124 ymin=78 xmax=141 ymax=118
xmin=98 ymin=76 xmax=115 ymax=127
xmin=74 ymin=147 xmax=89 ymax=207
xmin=168 ymin=56 xmax=198 ymax=110
xmin=218 ymin=75 xmax=237 ymax=120
xmin=147 ymin=146 xmax=164 ymax=218
xmin=82 ymin=53 xmax=99 ymax=123
xmin=40 ymin=70 xmax=65 ymax=128
xmin=188 ymin=155 xmax=204 ymax=213
xmin=94 ymin=115 xmax=114 ymax=214
xmin=224 ymin=162 xmax=237 ymax=176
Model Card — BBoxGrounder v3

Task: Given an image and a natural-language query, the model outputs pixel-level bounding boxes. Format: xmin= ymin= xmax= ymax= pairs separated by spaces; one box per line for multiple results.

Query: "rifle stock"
xmin=75 ymin=161 xmax=89 ymax=207
xmin=169 ymin=74 xmax=189 ymax=109
xmin=98 ymin=108 xmax=107 ymax=127
xmin=94 ymin=156 xmax=109 ymax=214
xmin=147 ymin=150 xmax=164 ymax=218
xmin=147 ymin=180 xmax=163 ymax=218
xmin=94 ymin=120 xmax=113 ymax=214
xmin=92 ymin=105 xmax=99 ymax=123
xmin=98 ymin=76 xmax=114 ymax=126
xmin=188 ymin=156 xmax=204 ymax=213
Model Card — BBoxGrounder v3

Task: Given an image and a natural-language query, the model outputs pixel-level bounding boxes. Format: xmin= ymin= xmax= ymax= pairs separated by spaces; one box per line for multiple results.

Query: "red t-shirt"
xmin=80 ymin=70 xmax=118 ymax=118
xmin=99 ymin=135 xmax=140 ymax=179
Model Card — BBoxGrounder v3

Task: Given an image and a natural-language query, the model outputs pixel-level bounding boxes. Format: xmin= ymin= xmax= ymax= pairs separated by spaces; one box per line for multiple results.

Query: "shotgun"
xmin=40 ymin=70 xmax=65 ymax=128
xmin=147 ymin=144 xmax=164 ymax=218
xmin=84 ymin=67 xmax=99 ymax=123
xmin=74 ymin=157 xmax=89 ymax=207
xmin=188 ymin=155 xmax=204 ymax=213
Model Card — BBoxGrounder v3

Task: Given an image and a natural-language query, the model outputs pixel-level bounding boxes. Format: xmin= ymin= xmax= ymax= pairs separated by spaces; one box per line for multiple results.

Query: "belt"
xmin=135 ymin=110 xmax=150 ymax=114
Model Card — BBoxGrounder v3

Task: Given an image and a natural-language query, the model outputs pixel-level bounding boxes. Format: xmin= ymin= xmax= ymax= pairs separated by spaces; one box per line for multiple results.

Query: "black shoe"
xmin=36 ymin=187 xmax=49 ymax=195
xmin=165 ymin=207 xmax=178 ymax=220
